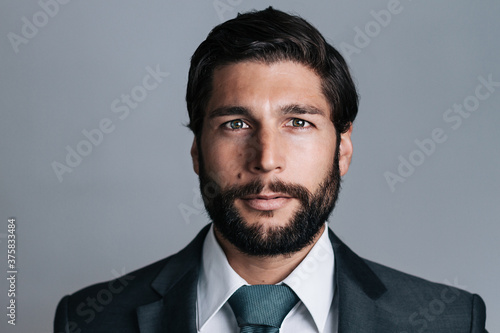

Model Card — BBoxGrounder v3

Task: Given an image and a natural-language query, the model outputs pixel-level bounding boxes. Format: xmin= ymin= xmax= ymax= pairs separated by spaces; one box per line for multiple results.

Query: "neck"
xmin=214 ymin=224 xmax=325 ymax=285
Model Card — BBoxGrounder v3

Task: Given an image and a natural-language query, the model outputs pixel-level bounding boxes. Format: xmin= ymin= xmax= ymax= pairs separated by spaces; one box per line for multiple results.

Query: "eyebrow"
xmin=281 ymin=104 xmax=326 ymax=117
xmin=207 ymin=106 xmax=250 ymax=119
xmin=207 ymin=104 xmax=326 ymax=119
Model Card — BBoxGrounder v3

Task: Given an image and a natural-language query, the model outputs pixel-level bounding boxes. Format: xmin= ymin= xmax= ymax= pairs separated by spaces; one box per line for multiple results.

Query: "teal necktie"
xmin=228 ymin=285 xmax=299 ymax=333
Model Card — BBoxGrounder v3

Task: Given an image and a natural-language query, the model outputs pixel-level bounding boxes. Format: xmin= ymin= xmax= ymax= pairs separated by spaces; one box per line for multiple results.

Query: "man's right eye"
xmin=224 ymin=119 xmax=249 ymax=130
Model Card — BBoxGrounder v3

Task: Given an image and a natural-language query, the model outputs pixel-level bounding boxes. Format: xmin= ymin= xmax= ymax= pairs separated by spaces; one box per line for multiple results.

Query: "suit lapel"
xmin=136 ymin=224 xmax=211 ymax=333
xmin=136 ymin=225 xmax=390 ymax=332
xmin=328 ymin=229 xmax=388 ymax=333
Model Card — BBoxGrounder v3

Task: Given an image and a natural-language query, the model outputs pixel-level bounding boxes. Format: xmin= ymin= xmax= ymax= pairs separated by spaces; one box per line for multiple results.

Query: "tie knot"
xmin=228 ymin=285 xmax=299 ymax=331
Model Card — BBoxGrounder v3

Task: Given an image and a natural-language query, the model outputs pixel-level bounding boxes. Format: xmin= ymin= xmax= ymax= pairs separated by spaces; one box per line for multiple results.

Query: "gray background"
xmin=1 ymin=0 xmax=498 ymax=332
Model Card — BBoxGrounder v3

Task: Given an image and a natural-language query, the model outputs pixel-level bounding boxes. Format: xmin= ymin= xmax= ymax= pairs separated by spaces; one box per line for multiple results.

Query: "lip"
xmin=240 ymin=193 xmax=293 ymax=211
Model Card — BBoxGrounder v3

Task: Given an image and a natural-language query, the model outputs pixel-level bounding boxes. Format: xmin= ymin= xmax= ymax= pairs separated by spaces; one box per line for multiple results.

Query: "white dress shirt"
xmin=197 ymin=223 xmax=338 ymax=332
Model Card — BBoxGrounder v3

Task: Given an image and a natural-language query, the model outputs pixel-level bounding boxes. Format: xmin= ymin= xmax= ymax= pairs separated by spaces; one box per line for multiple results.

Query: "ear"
xmin=338 ymin=124 xmax=353 ymax=177
xmin=190 ymin=138 xmax=200 ymax=175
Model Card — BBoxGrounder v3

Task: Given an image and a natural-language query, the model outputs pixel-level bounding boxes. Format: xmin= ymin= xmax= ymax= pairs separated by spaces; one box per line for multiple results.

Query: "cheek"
xmin=201 ymin=139 xmax=246 ymax=184
xmin=286 ymin=136 xmax=336 ymax=182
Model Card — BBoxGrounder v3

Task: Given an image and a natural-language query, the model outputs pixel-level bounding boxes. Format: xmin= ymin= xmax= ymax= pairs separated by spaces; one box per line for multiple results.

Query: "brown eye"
xmin=225 ymin=119 xmax=248 ymax=129
xmin=292 ymin=118 xmax=306 ymax=127
xmin=231 ymin=120 xmax=243 ymax=129
xmin=288 ymin=118 xmax=310 ymax=127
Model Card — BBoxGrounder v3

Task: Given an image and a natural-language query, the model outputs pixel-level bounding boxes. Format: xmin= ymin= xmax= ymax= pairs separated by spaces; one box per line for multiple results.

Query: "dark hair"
xmin=186 ymin=7 xmax=358 ymax=138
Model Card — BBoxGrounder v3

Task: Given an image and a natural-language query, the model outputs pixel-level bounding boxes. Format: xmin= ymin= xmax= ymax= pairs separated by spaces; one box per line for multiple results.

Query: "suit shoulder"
xmin=363 ymin=259 xmax=487 ymax=331
xmin=54 ymin=225 xmax=211 ymax=332
xmin=364 ymin=258 xmax=469 ymax=296
xmin=54 ymin=255 xmax=174 ymax=332
xmin=71 ymin=256 xmax=170 ymax=303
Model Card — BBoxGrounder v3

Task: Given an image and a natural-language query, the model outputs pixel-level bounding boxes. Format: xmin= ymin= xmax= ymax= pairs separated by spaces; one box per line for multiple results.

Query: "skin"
xmin=191 ymin=60 xmax=353 ymax=284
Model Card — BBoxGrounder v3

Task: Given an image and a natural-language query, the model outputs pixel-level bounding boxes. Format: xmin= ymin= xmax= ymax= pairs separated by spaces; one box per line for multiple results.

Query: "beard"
xmin=198 ymin=146 xmax=341 ymax=257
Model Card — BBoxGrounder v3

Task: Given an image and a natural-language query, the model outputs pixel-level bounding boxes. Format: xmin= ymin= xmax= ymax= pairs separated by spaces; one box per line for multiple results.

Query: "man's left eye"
xmin=286 ymin=118 xmax=311 ymax=128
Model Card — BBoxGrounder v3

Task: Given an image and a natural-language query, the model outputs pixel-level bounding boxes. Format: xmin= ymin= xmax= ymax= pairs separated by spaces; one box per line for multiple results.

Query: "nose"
xmin=247 ymin=127 xmax=285 ymax=174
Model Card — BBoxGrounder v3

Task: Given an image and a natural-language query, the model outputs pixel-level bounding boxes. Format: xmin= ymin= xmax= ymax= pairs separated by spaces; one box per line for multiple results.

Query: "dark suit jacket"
xmin=54 ymin=224 xmax=487 ymax=332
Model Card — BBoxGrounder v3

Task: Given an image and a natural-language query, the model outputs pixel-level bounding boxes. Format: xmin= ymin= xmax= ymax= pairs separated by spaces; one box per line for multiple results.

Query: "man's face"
xmin=191 ymin=60 xmax=353 ymax=256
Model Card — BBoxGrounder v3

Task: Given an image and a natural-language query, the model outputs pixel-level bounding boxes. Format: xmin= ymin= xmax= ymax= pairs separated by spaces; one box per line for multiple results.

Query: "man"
xmin=54 ymin=7 xmax=487 ymax=333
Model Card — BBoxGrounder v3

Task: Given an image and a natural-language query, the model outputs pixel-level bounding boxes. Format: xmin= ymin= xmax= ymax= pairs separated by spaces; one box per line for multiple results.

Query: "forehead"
xmin=206 ymin=61 xmax=330 ymax=117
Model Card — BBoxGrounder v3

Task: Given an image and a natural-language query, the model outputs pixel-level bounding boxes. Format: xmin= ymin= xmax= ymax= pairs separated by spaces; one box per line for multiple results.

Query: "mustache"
xmin=220 ymin=178 xmax=312 ymax=206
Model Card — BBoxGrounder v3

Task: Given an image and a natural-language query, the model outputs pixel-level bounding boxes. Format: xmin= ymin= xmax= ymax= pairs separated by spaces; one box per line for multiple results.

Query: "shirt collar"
xmin=283 ymin=224 xmax=335 ymax=332
xmin=197 ymin=223 xmax=334 ymax=332
xmin=197 ymin=224 xmax=247 ymax=329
